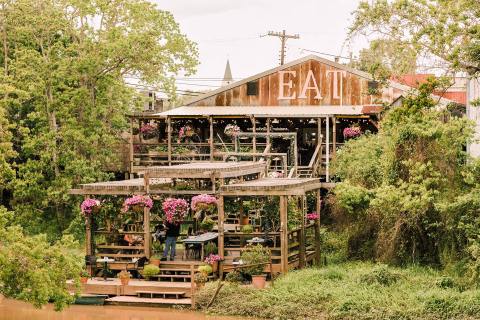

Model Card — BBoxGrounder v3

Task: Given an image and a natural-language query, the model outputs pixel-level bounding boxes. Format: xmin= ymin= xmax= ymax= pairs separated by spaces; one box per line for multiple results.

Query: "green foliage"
xmin=142 ymin=264 xmax=160 ymax=279
xmin=225 ymin=271 xmax=243 ymax=284
xmin=360 ymin=265 xmax=399 ymax=286
xmin=196 ymin=262 xmax=480 ymax=320
xmin=240 ymin=244 xmax=270 ymax=276
xmin=0 ymin=214 xmax=82 ymax=310
xmin=194 ymin=272 xmax=208 ymax=284
xmin=349 ymin=0 xmax=480 ymax=77
xmin=205 ymin=242 xmax=218 ymax=256
xmin=198 ymin=264 xmax=213 ymax=275
xmin=332 ymin=79 xmax=475 ymax=266
xmin=199 ymin=217 xmax=215 ymax=231
xmin=0 ymin=0 xmax=198 ymax=238
xmin=241 ymin=224 xmax=253 ymax=234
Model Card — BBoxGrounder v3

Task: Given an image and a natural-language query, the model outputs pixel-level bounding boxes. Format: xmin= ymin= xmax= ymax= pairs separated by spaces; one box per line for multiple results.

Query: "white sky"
xmin=154 ymin=0 xmax=368 ymax=92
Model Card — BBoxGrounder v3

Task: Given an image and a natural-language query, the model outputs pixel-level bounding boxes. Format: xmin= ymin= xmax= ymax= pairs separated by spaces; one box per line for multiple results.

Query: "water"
xmin=0 ymin=298 xmax=241 ymax=320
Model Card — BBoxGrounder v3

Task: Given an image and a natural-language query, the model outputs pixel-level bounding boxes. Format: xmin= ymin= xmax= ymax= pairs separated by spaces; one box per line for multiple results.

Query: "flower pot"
xmin=240 ymin=216 xmax=249 ymax=226
xmin=80 ymin=277 xmax=88 ymax=284
xmin=120 ymin=277 xmax=130 ymax=286
xmin=210 ymin=262 xmax=218 ymax=273
xmin=150 ymin=258 xmax=161 ymax=267
xmin=252 ymin=275 xmax=267 ymax=289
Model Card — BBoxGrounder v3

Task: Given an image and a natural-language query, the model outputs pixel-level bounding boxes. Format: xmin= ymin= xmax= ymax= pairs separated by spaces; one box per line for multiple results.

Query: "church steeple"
xmin=222 ymin=60 xmax=233 ymax=86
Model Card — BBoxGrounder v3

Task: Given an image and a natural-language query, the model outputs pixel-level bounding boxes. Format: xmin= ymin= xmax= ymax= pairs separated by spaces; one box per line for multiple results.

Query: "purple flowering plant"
xmin=306 ymin=212 xmax=320 ymax=221
xmin=178 ymin=125 xmax=194 ymax=139
xmin=81 ymin=198 xmax=101 ymax=215
xmin=122 ymin=195 xmax=153 ymax=212
xmin=162 ymin=198 xmax=189 ymax=223
xmin=204 ymin=254 xmax=221 ymax=265
xmin=140 ymin=123 xmax=157 ymax=135
xmin=343 ymin=126 xmax=362 ymax=139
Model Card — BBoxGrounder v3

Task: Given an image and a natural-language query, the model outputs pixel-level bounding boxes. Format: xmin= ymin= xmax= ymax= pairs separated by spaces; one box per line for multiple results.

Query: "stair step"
xmin=137 ymin=290 xmax=185 ymax=299
xmin=106 ymin=296 xmax=191 ymax=306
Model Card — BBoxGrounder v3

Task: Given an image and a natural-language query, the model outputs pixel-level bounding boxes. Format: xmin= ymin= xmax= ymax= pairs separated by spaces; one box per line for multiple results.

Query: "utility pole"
xmin=266 ymin=30 xmax=300 ymax=65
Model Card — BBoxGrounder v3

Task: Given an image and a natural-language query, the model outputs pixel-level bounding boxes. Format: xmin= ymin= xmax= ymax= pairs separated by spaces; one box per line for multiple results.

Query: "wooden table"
xmin=181 ymin=232 xmax=218 ymax=261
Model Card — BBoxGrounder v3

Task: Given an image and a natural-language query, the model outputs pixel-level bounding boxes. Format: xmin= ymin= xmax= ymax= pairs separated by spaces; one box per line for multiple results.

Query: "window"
xmin=247 ymin=81 xmax=259 ymax=96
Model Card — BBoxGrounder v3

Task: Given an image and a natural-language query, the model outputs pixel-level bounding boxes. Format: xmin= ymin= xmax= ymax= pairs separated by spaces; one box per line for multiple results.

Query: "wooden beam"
xmin=251 ymin=116 xmax=257 ymax=161
xmin=129 ymin=117 xmax=134 ymax=176
xmin=326 ymin=116 xmax=330 ymax=182
xmin=144 ymin=206 xmax=151 ymax=259
xmin=85 ymin=198 xmax=93 ymax=276
xmin=217 ymin=195 xmax=225 ymax=259
xmin=266 ymin=117 xmax=271 ymax=146
xmin=299 ymin=196 xmax=306 ymax=268
xmin=167 ymin=117 xmax=172 ymax=166
xmin=279 ymin=195 xmax=288 ymax=274
xmin=209 ymin=116 xmax=214 ymax=161
xmin=314 ymin=190 xmax=321 ymax=266
xmin=332 ymin=116 xmax=336 ymax=157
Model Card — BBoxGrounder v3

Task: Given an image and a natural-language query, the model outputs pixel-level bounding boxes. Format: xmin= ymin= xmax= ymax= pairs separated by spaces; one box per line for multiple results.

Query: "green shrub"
xmin=225 ymin=271 xmax=243 ymax=284
xmin=194 ymin=272 xmax=208 ymax=284
xmin=436 ymin=276 xmax=455 ymax=289
xmin=241 ymin=224 xmax=253 ymax=234
xmin=142 ymin=264 xmax=160 ymax=279
xmin=240 ymin=244 xmax=270 ymax=276
xmin=360 ymin=265 xmax=399 ymax=286
xmin=198 ymin=264 xmax=213 ymax=275
xmin=200 ymin=217 xmax=215 ymax=231
xmin=205 ymin=242 xmax=218 ymax=256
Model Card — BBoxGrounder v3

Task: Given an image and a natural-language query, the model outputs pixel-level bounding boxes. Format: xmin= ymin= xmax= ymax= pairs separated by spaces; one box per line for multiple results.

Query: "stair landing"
xmin=105 ymin=295 xmax=192 ymax=307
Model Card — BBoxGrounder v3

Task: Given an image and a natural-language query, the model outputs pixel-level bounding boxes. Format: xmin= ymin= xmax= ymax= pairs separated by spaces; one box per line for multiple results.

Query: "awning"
xmin=152 ymin=105 xmax=382 ymax=118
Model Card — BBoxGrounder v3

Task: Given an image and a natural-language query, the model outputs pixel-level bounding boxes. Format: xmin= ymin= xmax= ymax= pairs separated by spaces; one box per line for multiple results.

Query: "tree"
xmin=0 ymin=0 xmax=198 ymax=237
xmin=331 ymin=78 xmax=474 ymax=265
xmin=349 ymin=0 xmax=480 ymax=76
xmin=0 ymin=207 xmax=82 ymax=310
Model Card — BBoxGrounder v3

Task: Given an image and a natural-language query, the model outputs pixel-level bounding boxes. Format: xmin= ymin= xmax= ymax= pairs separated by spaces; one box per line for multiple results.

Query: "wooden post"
xmin=251 ymin=116 xmax=257 ymax=161
xmin=279 ymin=195 xmax=288 ymax=274
xmin=332 ymin=116 xmax=337 ymax=157
xmin=190 ymin=264 xmax=195 ymax=309
xmin=209 ymin=117 xmax=214 ymax=161
xmin=144 ymin=205 xmax=151 ymax=259
xmin=266 ymin=117 xmax=271 ymax=146
xmin=299 ymin=195 xmax=306 ymax=268
xmin=167 ymin=117 xmax=172 ymax=166
xmin=218 ymin=195 xmax=225 ymax=259
xmin=314 ymin=190 xmax=321 ymax=265
xmin=85 ymin=204 xmax=93 ymax=276
xmin=129 ymin=117 xmax=134 ymax=176
xmin=326 ymin=116 xmax=330 ymax=182
xmin=293 ymin=133 xmax=298 ymax=177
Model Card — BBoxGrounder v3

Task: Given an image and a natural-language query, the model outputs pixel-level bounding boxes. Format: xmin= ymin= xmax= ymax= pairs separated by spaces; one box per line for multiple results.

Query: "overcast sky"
xmin=154 ymin=0 xmax=368 ymax=91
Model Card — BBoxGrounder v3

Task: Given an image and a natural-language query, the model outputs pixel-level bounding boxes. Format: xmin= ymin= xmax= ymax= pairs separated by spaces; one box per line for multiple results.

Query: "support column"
xmin=85 ymin=198 xmax=93 ymax=276
xmin=266 ymin=117 xmax=271 ymax=147
xmin=167 ymin=117 xmax=172 ymax=166
xmin=332 ymin=116 xmax=337 ymax=157
xmin=326 ymin=116 xmax=330 ymax=182
xmin=299 ymin=195 xmax=306 ymax=268
xmin=251 ymin=116 xmax=257 ymax=161
xmin=129 ymin=117 xmax=134 ymax=176
xmin=209 ymin=117 xmax=214 ymax=161
xmin=144 ymin=205 xmax=151 ymax=259
xmin=279 ymin=195 xmax=288 ymax=273
xmin=218 ymin=196 xmax=225 ymax=260
xmin=314 ymin=190 xmax=322 ymax=265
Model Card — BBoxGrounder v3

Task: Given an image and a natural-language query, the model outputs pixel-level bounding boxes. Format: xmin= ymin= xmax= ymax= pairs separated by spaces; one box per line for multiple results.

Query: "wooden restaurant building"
xmin=69 ymin=55 xmax=438 ymax=305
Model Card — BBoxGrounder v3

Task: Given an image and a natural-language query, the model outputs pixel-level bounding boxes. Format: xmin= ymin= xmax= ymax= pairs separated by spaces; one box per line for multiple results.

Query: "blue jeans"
xmin=163 ymin=236 xmax=177 ymax=260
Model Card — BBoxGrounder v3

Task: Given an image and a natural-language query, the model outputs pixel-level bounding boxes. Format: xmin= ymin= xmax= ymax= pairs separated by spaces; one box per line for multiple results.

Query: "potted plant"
xmin=142 ymin=264 xmax=160 ymax=280
xmin=199 ymin=217 xmax=216 ymax=232
xmin=241 ymin=224 xmax=253 ymax=234
xmin=80 ymin=270 xmax=89 ymax=284
xmin=122 ymin=195 xmax=153 ymax=214
xmin=149 ymin=254 xmax=162 ymax=267
xmin=191 ymin=194 xmax=218 ymax=218
xmin=194 ymin=272 xmax=208 ymax=289
xmin=204 ymin=242 xmax=218 ymax=256
xmin=140 ymin=123 xmax=158 ymax=142
xmin=343 ymin=125 xmax=362 ymax=140
xmin=224 ymin=124 xmax=241 ymax=137
xmin=197 ymin=264 xmax=213 ymax=276
xmin=118 ymin=270 xmax=131 ymax=286
xmin=241 ymin=244 xmax=270 ymax=289
xmin=80 ymin=198 xmax=101 ymax=216
xmin=179 ymin=125 xmax=194 ymax=140
xmin=204 ymin=254 xmax=221 ymax=273
xmin=162 ymin=198 xmax=188 ymax=223
xmin=306 ymin=212 xmax=320 ymax=222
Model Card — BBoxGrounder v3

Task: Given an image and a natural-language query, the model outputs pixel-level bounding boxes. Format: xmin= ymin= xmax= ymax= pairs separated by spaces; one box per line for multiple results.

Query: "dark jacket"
xmin=165 ymin=221 xmax=181 ymax=237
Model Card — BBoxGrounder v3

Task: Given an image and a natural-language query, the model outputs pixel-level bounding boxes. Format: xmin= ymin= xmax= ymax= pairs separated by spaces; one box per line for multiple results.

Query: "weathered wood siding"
xmin=189 ymin=59 xmax=399 ymax=107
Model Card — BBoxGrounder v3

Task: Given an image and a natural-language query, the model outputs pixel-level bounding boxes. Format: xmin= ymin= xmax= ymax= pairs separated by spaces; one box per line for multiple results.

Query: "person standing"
xmin=162 ymin=220 xmax=181 ymax=261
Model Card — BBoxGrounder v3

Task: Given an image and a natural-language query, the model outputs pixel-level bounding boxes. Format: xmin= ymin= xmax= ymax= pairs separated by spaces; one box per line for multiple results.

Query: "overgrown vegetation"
xmin=196 ymin=262 xmax=480 ymax=320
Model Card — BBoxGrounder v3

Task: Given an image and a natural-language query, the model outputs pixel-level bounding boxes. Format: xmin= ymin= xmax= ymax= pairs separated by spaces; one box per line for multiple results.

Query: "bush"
xmin=198 ymin=264 xmax=213 ymax=275
xmin=240 ymin=244 xmax=270 ymax=276
xmin=200 ymin=217 xmax=215 ymax=231
xmin=142 ymin=264 xmax=160 ymax=279
xmin=205 ymin=242 xmax=218 ymax=256
xmin=360 ymin=265 xmax=399 ymax=286
xmin=436 ymin=276 xmax=455 ymax=289
xmin=241 ymin=224 xmax=253 ymax=234
xmin=194 ymin=272 xmax=208 ymax=284
xmin=225 ymin=271 xmax=243 ymax=284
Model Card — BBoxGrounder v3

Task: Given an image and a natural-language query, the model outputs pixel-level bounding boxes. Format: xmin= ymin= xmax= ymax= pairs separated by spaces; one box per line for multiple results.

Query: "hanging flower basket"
xmin=306 ymin=212 xmax=320 ymax=221
xmin=224 ymin=124 xmax=241 ymax=137
xmin=204 ymin=254 xmax=221 ymax=272
xmin=80 ymin=198 xmax=101 ymax=216
xmin=268 ymin=171 xmax=283 ymax=178
xmin=343 ymin=126 xmax=362 ymax=139
xmin=179 ymin=125 xmax=194 ymax=139
xmin=122 ymin=195 xmax=153 ymax=213
xmin=140 ymin=123 xmax=158 ymax=140
xmin=162 ymin=198 xmax=189 ymax=223
xmin=191 ymin=194 xmax=218 ymax=213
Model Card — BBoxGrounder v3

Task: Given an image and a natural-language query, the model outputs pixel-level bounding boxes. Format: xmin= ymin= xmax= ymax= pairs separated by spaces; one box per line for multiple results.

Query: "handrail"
xmin=308 ymin=143 xmax=322 ymax=169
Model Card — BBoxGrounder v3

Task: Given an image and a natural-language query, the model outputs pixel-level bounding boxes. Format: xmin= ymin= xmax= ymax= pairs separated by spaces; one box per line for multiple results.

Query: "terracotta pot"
xmin=120 ymin=277 xmax=130 ymax=286
xmin=240 ymin=216 xmax=249 ymax=225
xmin=252 ymin=275 xmax=267 ymax=289
xmin=210 ymin=262 xmax=218 ymax=273
xmin=80 ymin=277 xmax=88 ymax=284
xmin=150 ymin=258 xmax=161 ymax=267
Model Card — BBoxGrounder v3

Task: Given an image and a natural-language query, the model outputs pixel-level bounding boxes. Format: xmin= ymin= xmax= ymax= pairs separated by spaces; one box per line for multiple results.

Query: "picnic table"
xmin=181 ymin=232 xmax=218 ymax=261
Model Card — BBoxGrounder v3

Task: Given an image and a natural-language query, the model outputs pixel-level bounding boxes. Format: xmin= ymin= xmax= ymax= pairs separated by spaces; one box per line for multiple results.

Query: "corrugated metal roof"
xmin=153 ymin=105 xmax=381 ymax=117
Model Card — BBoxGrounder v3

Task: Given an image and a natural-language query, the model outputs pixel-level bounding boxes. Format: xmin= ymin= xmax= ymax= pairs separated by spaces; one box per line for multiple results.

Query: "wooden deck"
xmin=105 ymin=295 xmax=192 ymax=307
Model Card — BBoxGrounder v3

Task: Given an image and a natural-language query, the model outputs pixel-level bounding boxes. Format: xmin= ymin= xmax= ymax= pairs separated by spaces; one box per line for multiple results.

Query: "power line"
xmin=263 ymin=30 xmax=300 ymax=65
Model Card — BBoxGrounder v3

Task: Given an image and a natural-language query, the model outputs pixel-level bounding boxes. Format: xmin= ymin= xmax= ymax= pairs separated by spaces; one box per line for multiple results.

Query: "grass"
xmin=195 ymin=262 xmax=480 ymax=320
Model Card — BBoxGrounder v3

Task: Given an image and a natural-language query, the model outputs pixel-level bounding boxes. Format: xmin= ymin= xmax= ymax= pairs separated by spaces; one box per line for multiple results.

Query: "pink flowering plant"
xmin=204 ymin=254 xmax=221 ymax=265
xmin=268 ymin=171 xmax=283 ymax=178
xmin=343 ymin=126 xmax=362 ymax=139
xmin=306 ymin=212 xmax=320 ymax=221
xmin=224 ymin=124 xmax=240 ymax=137
xmin=178 ymin=125 xmax=194 ymax=139
xmin=140 ymin=123 xmax=158 ymax=139
xmin=81 ymin=198 xmax=101 ymax=215
xmin=162 ymin=198 xmax=189 ymax=223
xmin=122 ymin=195 xmax=153 ymax=212
xmin=191 ymin=194 xmax=218 ymax=212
